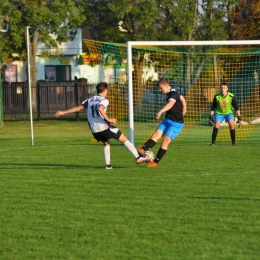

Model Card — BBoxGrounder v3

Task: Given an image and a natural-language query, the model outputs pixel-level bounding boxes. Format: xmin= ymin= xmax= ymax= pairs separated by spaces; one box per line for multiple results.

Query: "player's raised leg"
xmin=138 ymin=129 xmax=163 ymax=154
xmin=147 ymin=135 xmax=170 ymax=167
xmin=119 ymin=134 xmax=150 ymax=164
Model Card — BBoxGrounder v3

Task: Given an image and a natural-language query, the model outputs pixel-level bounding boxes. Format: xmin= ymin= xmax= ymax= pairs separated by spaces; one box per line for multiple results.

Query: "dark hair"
xmin=96 ymin=82 xmax=108 ymax=94
xmin=157 ymin=78 xmax=170 ymax=86
xmin=221 ymin=82 xmax=228 ymax=87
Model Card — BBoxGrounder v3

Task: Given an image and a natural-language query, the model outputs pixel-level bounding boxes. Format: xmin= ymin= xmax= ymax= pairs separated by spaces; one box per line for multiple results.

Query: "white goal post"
xmin=127 ymin=40 xmax=260 ymax=145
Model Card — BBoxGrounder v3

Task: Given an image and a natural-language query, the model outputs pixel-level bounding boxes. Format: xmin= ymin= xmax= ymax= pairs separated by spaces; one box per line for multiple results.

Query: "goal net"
xmin=83 ymin=39 xmax=260 ymax=144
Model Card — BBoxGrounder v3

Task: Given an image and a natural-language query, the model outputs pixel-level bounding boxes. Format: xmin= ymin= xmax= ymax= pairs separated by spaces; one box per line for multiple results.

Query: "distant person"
xmin=208 ymin=82 xmax=242 ymax=146
xmin=74 ymin=76 xmax=78 ymax=87
xmin=138 ymin=78 xmax=187 ymax=168
xmin=55 ymin=82 xmax=150 ymax=169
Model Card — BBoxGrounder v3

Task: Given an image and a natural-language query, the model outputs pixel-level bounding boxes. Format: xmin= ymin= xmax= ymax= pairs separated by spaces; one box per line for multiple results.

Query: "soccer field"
xmin=0 ymin=121 xmax=260 ymax=259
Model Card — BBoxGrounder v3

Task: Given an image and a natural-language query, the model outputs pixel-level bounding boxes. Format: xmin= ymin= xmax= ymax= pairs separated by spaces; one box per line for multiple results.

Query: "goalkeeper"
xmin=208 ymin=82 xmax=241 ymax=146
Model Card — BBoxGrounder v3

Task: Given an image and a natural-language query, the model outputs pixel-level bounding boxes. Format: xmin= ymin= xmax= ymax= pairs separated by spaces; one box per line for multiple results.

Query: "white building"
xmin=4 ymin=28 xmax=105 ymax=84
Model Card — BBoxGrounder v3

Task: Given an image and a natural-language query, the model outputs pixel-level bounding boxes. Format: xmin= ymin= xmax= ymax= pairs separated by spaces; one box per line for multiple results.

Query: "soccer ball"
xmin=144 ymin=150 xmax=154 ymax=162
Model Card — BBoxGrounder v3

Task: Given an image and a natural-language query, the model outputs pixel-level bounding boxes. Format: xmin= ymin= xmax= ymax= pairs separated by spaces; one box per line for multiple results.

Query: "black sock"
xmin=230 ymin=129 xmax=235 ymax=143
xmin=212 ymin=127 xmax=218 ymax=144
xmin=154 ymin=148 xmax=167 ymax=164
xmin=143 ymin=139 xmax=156 ymax=151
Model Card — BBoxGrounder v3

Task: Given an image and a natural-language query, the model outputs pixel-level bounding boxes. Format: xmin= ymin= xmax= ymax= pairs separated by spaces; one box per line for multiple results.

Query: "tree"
xmin=228 ymin=0 xmax=260 ymax=40
xmin=81 ymin=0 xmax=232 ymax=42
xmin=81 ymin=0 xmax=230 ymax=98
xmin=80 ymin=0 xmax=162 ymax=42
xmin=80 ymin=0 xmax=162 ymax=104
xmin=0 ymin=0 xmax=86 ymax=108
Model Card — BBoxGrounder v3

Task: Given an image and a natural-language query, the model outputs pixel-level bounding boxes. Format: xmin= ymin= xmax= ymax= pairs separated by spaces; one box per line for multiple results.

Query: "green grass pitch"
xmin=0 ymin=121 xmax=260 ymax=259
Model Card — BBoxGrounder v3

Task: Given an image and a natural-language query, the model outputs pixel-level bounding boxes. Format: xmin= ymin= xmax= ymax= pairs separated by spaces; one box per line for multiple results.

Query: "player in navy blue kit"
xmin=55 ymin=82 xmax=150 ymax=169
xmin=138 ymin=78 xmax=187 ymax=167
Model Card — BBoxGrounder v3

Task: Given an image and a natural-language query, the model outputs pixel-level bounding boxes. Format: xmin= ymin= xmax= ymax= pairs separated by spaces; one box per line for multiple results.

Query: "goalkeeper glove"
xmin=236 ymin=116 xmax=242 ymax=125
xmin=208 ymin=115 xmax=214 ymax=126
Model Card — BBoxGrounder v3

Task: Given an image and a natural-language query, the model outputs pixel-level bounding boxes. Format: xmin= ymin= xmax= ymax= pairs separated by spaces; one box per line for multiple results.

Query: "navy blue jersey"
xmin=165 ymin=89 xmax=184 ymax=123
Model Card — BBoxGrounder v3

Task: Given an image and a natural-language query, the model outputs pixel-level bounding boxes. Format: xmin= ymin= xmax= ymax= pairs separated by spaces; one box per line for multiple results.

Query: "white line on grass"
xmin=0 ymin=156 xmax=37 ymax=158
xmin=0 ymin=148 xmax=25 ymax=151
xmin=0 ymin=144 xmax=98 ymax=152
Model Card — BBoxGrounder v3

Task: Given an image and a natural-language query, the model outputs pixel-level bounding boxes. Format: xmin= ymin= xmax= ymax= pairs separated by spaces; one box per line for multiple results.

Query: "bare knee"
xmin=118 ymin=134 xmax=128 ymax=143
xmin=151 ymin=130 xmax=162 ymax=142
xmin=228 ymin=120 xmax=235 ymax=130
xmin=161 ymin=136 xmax=171 ymax=150
xmin=103 ymin=141 xmax=110 ymax=146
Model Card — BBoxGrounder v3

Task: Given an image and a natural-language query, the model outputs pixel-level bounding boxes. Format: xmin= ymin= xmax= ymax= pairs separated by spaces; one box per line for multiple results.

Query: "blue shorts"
xmin=214 ymin=113 xmax=234 ymax=123
xmin=157 ymin=118 xmax=184 ymax=140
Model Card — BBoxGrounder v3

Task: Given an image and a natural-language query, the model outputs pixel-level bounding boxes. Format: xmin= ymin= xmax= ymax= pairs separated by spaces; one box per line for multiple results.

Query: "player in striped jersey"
xmin=55 ymin=82 xmax=150 ymax=169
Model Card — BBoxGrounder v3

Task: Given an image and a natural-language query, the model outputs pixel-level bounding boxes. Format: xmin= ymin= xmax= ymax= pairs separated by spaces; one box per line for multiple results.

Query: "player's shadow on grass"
xmin=0 ymin=163 xmax=125 ymax=170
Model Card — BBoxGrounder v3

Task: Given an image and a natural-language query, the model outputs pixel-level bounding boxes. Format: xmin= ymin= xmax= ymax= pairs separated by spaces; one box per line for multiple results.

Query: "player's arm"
xmin=209 ymin=96 xmax=217 ymax=116
xmin=98 ymin=105 xmax=117 ymax=124
xmin=180 ymin=95 xmax=187 ymax=116
xmin=208 ymin=96 xmax=217 ymax=124
xmin=156 ymin=100 xmax=175 ymax=120
xmin=232 ymin=97 xmax=242 ymax=124
xmin=55 ymin=105 xmax=84 ymax=117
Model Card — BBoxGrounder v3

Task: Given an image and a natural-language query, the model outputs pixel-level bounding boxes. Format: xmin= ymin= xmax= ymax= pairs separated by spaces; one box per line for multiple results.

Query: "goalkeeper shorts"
xmin=215 ymin=113 xmax=234 ymax=123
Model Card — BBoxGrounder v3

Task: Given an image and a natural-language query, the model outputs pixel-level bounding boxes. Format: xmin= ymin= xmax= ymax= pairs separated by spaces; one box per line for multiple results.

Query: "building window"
xmin=45 ymin=65 xmax=71 ymax=81
xmin=4 ymin=65 xmax=17 ymax=83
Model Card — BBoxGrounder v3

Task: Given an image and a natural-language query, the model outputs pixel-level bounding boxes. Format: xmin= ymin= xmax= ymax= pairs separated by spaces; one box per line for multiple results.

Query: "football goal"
xmin=126 ymin=40 xmax=260 ymax=145
xmin=83 ymin=39 xmax=260 ymax=145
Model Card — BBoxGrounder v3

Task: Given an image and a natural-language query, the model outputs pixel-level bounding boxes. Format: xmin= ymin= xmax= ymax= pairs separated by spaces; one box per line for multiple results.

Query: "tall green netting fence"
xmin=83 ymin=39 xmax=260 ymax=144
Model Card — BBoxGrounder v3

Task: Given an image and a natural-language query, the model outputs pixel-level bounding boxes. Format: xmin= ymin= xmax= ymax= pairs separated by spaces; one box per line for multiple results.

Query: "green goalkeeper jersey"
xmin=211 ymin=92 xmax=239 ymax=114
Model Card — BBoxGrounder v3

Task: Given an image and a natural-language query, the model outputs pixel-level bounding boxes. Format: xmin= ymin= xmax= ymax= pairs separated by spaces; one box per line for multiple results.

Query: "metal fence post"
xmin=0 ymin=70 xmax=3 ymax=125
xmin=37 ymin=83 xmax=41 ymax=120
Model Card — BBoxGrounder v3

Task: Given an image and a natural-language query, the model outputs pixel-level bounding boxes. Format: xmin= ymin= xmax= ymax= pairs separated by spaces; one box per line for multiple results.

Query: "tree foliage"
xmin=0 ymin=0 xmax=86 ymax=84
xmin=80 ymin=0 xmax=230 ymax=42
xmin=198 ymin=0 xmax=232 ymax=40
xmin=229 ymin=0 xmax=260 ymax=40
